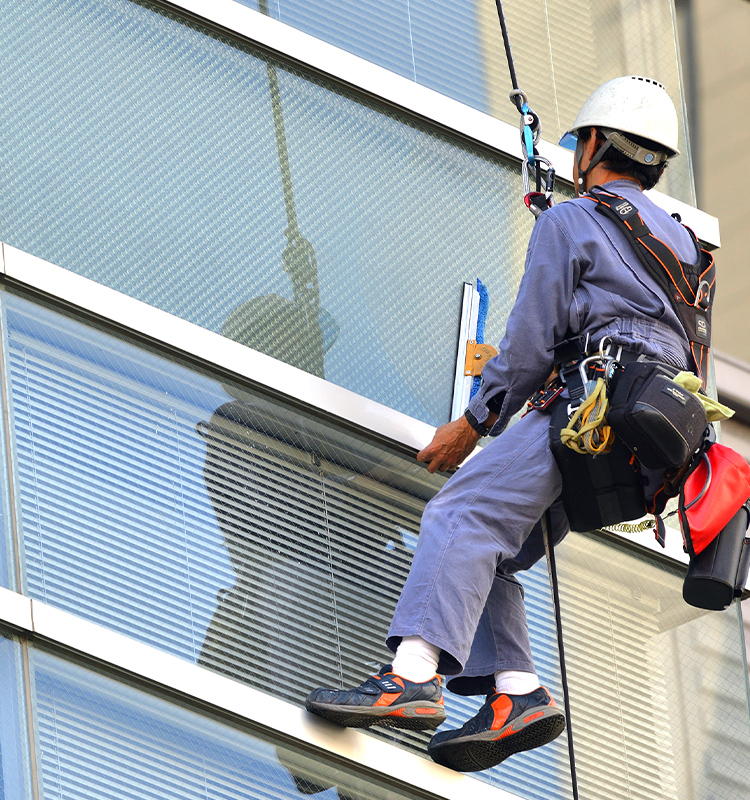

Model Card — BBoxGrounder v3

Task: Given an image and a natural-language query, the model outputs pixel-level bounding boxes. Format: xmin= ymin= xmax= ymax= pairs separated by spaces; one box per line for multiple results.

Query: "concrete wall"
xmin=680 ymin=0 xmax=750 ymax=360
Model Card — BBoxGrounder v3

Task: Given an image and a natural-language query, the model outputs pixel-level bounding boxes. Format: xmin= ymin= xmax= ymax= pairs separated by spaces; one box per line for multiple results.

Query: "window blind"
xmin=6 ymin=289 xmax=570 ymax=799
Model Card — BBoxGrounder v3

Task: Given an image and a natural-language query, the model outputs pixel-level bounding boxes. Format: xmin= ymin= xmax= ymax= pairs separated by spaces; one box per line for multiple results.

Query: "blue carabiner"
xmin=521 ymin=102 xmax=535 ymax=167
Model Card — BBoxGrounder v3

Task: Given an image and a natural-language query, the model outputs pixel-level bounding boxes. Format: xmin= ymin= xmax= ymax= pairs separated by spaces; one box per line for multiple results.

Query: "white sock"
xmin=494 ymin=670 xmax=540 ymax=696
xmin=391 ymin=635 xmax=440 ymax=683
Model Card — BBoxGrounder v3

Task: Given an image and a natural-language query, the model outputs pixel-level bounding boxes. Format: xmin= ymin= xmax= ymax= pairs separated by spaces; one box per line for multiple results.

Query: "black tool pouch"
xmin=683 ymin=502 xmax=750 ymax=610
xmin=606 ymin=361 xmax=707 ymax=470
xmin=549 ymin=400 xmax=646 ymax=531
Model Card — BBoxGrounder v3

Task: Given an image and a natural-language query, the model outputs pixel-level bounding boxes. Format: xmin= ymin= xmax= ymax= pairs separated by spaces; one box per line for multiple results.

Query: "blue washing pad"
xmin=470 ymin=278 xmax=489 ymax=399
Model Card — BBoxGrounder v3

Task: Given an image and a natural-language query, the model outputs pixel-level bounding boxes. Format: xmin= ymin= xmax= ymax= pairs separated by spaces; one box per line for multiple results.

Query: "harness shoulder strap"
xmin=585 ymin=186 xmax=715 ymax=387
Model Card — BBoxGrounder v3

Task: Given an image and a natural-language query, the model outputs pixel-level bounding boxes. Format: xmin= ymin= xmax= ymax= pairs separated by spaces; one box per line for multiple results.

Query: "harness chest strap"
xmin=585 ymin=187 xmax=715 ymax=389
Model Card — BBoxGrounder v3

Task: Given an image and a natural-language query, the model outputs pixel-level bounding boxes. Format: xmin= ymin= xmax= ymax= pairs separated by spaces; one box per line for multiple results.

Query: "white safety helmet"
xmin=560 ymin=75 xmax=680 ymax=158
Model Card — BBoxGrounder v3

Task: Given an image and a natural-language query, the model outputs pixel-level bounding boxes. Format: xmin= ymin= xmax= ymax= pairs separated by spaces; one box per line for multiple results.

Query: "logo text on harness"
xmin=617 ymin=202 xmax=634 ymax=216
xmin=696 ymin=315 xmax=708 ymax=339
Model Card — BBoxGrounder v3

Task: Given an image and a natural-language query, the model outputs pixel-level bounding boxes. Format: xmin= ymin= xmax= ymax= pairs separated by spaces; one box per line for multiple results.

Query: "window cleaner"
xmin=305 ymin=72 xmax=707 ymax=781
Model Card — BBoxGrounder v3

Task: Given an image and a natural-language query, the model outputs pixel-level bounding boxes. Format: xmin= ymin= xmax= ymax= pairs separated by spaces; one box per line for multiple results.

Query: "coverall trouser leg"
xmin=386 ymin=409 xmax=569 ymax=694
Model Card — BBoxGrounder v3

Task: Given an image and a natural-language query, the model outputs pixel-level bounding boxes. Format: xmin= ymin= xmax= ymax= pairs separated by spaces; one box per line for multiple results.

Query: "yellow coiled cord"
xmin=559 ymin=378 xmax=615 ymax=456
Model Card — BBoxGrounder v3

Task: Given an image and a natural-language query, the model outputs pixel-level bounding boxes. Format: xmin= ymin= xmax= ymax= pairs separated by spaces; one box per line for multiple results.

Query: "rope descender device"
xmin=510 ymin=89 xmax=556 ymax=218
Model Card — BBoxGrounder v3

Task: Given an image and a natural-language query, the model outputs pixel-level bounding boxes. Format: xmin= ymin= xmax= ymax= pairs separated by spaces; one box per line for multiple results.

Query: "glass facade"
xmin=1 ymin=285 xmax=571 ymax=799
xmin=0 ymin=635 xmax=32 ymax=800
xmin=0 ymin=282 xmax=748 ymax=799
xmin=2 ymin=0 xmax=534 ymax=426
xmin=28 ymin=643 xmax=426 ymax=800
xmin=0 ymin=1 xmax=747 ymax=799
xmin=556 ymin=532 xmax=750 ymax=800
xmin=234 ymin=0 xmax=695 ymax=203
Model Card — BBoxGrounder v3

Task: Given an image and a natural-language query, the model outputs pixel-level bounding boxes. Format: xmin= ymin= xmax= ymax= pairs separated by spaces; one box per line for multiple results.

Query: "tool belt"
xmin=549 ymin=398 xmax=647 ymax=532
xmin=542 ymin=342 xmax=750 ymax=608
xmin=544 ymin=337 xmax=707 ymax=531
xmin=606 ymin=360 xmax=707 ymax=470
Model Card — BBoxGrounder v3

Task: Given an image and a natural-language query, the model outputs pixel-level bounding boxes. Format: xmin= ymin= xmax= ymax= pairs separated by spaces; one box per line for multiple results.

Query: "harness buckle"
xmin=694 ymin=279 xmax=711 ymax=309
xmin=529 ymin=382 xmax=564 ymax=412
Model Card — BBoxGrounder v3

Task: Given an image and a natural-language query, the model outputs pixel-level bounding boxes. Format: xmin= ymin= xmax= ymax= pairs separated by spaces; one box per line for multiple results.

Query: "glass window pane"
xmin=30 ymin=645 xmax=421 ymax=800
xmin=2 ymin=0 xmax=535 ymax=425
xmin=0 ymin=322 xmax=15 ymax=590
xmin=556 ymin=531 xmax=750 ymax=800
xmin=0 ymin=633 xmax=34 ymax=800
xmin=236 ymin=0 xmax=694 ymax=203
xmin=6 ymin=287 xmax=571 ymax=799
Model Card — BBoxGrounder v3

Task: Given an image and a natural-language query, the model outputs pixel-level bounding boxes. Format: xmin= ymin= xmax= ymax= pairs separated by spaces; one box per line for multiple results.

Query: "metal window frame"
xmin=161 ymin=0 xmax=720 ymax=247
xmin=0 ymin=587 xmax=521 ymax=800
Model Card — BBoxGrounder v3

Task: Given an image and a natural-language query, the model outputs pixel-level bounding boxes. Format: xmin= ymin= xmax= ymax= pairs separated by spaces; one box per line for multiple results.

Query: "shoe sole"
xmin=428 ymin=705 xmax=566 ymax=772
xmin=305 ymin=699 xmax=446 ymax=731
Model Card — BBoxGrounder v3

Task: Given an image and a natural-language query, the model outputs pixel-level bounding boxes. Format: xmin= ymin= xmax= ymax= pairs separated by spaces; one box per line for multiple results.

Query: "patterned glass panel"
xmin=31 ymin=646 xmax=423 ymax=800
xmin=236 ymin=0 xmax=694 ymax=203
xmin=1 ymin=0 xmax=533 ymax=426
xmin=555 ymin=531 xmax=750 ymax=800
xmin=0 ymin=633 xmax=33 ymax=800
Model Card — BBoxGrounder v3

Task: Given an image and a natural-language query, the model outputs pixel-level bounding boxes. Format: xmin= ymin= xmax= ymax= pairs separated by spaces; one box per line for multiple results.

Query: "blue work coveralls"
xmin=387 ymin=180 xmax=700 ymax=696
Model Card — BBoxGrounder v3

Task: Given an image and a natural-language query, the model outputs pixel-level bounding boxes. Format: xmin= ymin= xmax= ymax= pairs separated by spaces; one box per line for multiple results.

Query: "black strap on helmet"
xmin=575 ymin=129 xmax=669 ymax=192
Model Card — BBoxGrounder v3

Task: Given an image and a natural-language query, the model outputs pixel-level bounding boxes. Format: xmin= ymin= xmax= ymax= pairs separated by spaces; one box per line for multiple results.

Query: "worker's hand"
xmin=416 ymin=416 xmax=482 ymax=474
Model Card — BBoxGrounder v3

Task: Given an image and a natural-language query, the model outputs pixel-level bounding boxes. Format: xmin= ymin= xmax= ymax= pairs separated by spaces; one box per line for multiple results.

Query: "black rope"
xmin=494 ymin=0 xmax=522 ymax=109
xmin=492 ymin=0 xmax=556 ymax=217
xmin=541 ymin=509 xmax=580 ymax=800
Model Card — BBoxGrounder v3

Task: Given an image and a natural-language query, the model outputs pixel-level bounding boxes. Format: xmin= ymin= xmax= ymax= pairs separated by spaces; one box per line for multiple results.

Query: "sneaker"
xmin=305 ymin=665 xmax=446 ymax=730
xmin=427 ymin=686 xmax=565 ymax=772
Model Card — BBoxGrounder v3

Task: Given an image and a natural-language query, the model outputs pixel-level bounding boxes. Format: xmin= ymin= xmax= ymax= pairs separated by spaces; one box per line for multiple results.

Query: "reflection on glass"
xmin=30 ymin=646 xmax=417 ymax=800
xmin=8 ymin=288 xmax=571 ymax=798
xmin=222 ymin=7 xmax=334 ymax=380
xmin=2 ymin=0 xmax=528 ymax=425
xmin=195 ymin=395 xmax=418 ymax=700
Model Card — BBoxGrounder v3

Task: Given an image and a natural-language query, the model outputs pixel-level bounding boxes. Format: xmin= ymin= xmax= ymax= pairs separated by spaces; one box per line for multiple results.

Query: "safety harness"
xmin=586 ymin=186 xmax=715 ymax=388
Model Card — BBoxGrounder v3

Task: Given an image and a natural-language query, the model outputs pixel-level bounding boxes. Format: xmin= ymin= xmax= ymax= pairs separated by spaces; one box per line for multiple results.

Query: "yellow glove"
xmin=673 ymin=371 xmax=734 ymax=422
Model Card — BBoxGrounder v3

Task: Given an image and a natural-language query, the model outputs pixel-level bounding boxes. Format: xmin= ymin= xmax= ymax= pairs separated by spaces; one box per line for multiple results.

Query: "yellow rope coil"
xmin=559 ymin=378 xmax=615 ymax=456
xmin=602 ymin=519 xmax=655 ymax=534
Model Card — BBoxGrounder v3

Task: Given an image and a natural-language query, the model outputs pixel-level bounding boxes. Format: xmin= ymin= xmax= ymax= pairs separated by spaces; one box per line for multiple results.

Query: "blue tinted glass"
xmin=0 ymin=302 xmax=15 ymax=591
xmin=234 ymin=0 xmax=695 ymax=202
xmin=238 ymin=0 xmax=488 ymax=111
xmin=31 ymin=646 xmax=420 ymax=800
xmin=0 ymin=634 xmax=32 ymax=800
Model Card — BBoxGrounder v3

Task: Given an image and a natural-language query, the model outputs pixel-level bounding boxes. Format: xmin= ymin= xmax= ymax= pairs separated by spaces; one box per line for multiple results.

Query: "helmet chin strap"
xmin=574 ymin=134 xmax=615 ymax=194
xmin=574 ymin=128 xmax=669 ymax=194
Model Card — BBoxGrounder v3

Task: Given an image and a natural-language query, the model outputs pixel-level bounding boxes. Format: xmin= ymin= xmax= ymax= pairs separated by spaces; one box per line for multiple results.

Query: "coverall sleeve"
xmin=466 ymin=209 xmax=583 ymax=436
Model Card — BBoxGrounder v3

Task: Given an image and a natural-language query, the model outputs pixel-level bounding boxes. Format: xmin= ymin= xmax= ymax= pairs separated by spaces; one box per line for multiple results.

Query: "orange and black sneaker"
xmin=305 ymin=666 xmax=446 ymax=730
xmin=427 ymin=686 xmax=565 ymax=772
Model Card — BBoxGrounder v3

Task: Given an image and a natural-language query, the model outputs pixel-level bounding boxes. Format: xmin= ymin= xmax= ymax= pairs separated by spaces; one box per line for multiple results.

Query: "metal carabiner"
xmin=694 ymin=279 xmax=711 ymax=309
xmin=598 ymin=336 xmax=612 ymax=360
xmin=522 ymin=154 xmax=555 ymax=217
xmin=577 ymin=344 xmax=618 ymax=399
xmin=510 ymin=90 xmax=554 ymax=216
